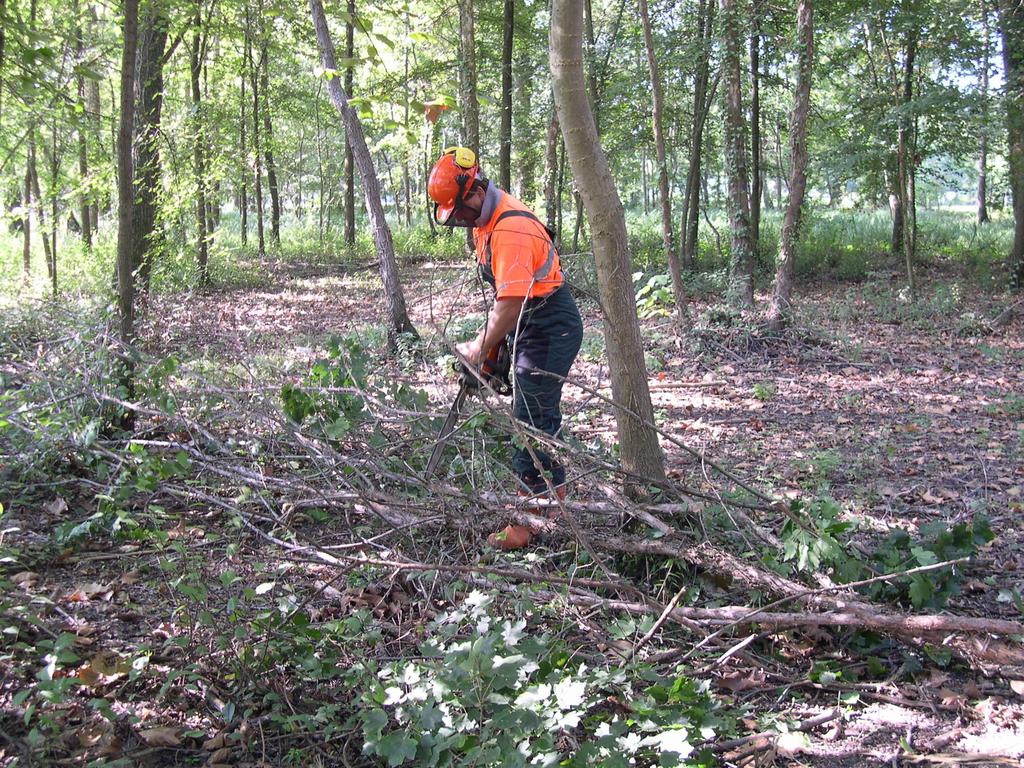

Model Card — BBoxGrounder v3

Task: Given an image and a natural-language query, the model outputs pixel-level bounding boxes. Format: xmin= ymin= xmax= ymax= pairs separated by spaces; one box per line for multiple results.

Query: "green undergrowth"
xmin=0 ymin=303 xmax=1005 ymax=764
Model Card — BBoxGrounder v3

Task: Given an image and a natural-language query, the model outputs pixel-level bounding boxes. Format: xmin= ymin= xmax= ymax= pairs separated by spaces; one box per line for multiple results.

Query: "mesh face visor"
xmin=430 ymin=147 xmax=478 ymax=226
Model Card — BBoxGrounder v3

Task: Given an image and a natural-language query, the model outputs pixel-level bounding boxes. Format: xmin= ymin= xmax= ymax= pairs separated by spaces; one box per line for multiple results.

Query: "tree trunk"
xmin=514 ymin=51 xmax=537 ymax=203
xmin=750 ymin=0 xmax=762 ymax=254
xmin=499 ymin=0 xmax=513 ymax=190
xmin=550 ymin=0 xmax=666 ymax=489
xmin=979 ymin=0 xmax=991 ymax=224
xmin=0 ymin=0 xmax=5 ymax=121
xmin=86 ymin=11 xmax=100 ymax=235
xmin=239 ymin=70 xmax=248 ymax=247
xmin=49 ymin=121 xmax=58 ymax=294
xmin=76 ymin=18 xmax=92 ymax=249
xmin=260 ymin=39 xmax=281 ymax=246
xmin=22 ymin=156 xmax=31 ymax=283
xmin=246 ymin=9 xmax=265 ymax=258
xmin=639 ymin=0 xmax=685 ymax=323
xmin=720 ymin=0 xmax=755 ymax=307
xmin=543 ymin=108 xmax=559 ymax=233
xmin=344 ymin=0 xmax=355 ymax=245
xmin=897 ymin=19 xmax=918 ymax=300
xmin=29 ymin=135 xmax=53 ymax=282
xmin=767 ymin=0 xmax=814 ymax=332
xmin=681 ymin=0 xmax=716 ymax=271
xmin=191 ymin=0 xmax=209 ymax=285
xmin=310 ymin=0 xmax=419 ymax=349
xmin=117 ymin=0 xmax=139 ymax=347
xmin=132 ymin=3 xmax=168 ymax=292
xmin=1002 ymin=0 xmax=1024 ymax=289
xmin=457 ymin=0 xmax=480 ymax=150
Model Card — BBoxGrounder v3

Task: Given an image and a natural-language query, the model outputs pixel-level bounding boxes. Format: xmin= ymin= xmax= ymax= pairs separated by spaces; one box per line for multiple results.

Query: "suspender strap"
xmin=484 ymin=210 xmax=558 ymax=285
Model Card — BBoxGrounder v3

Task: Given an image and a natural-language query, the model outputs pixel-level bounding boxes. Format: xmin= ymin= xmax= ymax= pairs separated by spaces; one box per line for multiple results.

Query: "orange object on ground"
xmin=487 ymin=524 xmax=533 ymax=550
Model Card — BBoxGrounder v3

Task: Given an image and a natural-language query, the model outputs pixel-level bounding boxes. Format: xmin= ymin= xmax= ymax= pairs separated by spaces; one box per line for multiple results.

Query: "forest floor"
xmin=3 ymin=253 xmax=1024 ymax=767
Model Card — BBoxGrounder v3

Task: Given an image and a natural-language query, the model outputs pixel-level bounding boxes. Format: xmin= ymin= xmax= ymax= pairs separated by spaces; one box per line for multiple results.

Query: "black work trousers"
xmin=510 ymin=285 xmax=583 ymax=491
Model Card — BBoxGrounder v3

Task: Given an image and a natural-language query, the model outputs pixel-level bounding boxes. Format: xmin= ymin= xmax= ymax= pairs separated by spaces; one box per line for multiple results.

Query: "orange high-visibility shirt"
xmin=475 ymin=190 xmax=563 ymax=300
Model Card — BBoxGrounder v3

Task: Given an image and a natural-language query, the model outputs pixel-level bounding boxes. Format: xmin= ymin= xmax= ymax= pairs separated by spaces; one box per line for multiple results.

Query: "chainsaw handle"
xmin=457 ymin=338 xmax=512 ymax=396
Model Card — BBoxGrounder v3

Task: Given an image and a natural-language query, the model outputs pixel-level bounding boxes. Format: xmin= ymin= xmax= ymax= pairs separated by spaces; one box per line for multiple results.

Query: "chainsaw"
xmin=425 ymin=339 xmax=512 ymax=476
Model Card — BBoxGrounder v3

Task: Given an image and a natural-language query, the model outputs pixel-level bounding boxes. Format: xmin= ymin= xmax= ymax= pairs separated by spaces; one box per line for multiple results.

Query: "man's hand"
xmin=456 ymin=339 xmax=483 ymax=369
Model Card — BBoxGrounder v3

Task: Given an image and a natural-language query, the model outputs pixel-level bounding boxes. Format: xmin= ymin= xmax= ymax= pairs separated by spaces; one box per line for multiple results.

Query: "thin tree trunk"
xmin=750 ymin=0 xmax=762 ymax=253
xmin=550 ymin=0 xmax=666 ymax=489
xmin=720 ymin=0 xmax=755 ymax=307
xmin=344 ymin=0 xmax=355 ymax=245
xmin=260 ymin=39 xmax=281 ymax=246
xmin=76 ymin=17 xmax=92 ymax=249
xmin=310 ymin=0 xmax=419 ymax=349
xmin=22 ymin=155 xmax=31 ymax=283
xmin=681 ymin=0 xmax=716 ymax=271
xmin=557 ymin=135 xmax=566 ymax=242
xmin=979 ymin=0 xmax=991 ymax=224
xmin=499 ymin=0 xmax=513 ymax=190
xmin=316 ymin=81 xmax=326 ymax=244
xmin=246 ymin=8 xmax=265 ymax=258
xmin=775 ymin=119 xmax=784 ymax=206
xmin=132 ymin=4 xmax=168 ymax=292
xmin=0 ymin=0 xmax=5 ymax=120
xmin=1001 ymin=0 xmax=1024 ymax=288
xmin=767 ymin=0 xmax=814 ymax=332
xmin=117 ymin=0 xmax=139 ymax=348
xmin=87 ymin=11 xmax=100 ymax=234
xmin=191 ymin=0 xmax=209 ymax=285
xmin=639 ymin=0 xmax=685 ymax=322
xmin=29 ymin=136 xmax=53 ymax=281
xmin=515 ymin=51 xmax=537 ymax=202
xmin=49 ymin=120 xmax=58 ymax=293
xmin=543 ymin=108 xmax=559 ymax=232
xmin=897 ymin=19 xmax=918 ymax=300
xmin=457 ymin=0 xmax=480 ymax=150
xmin=240 ymin=70 xmax=248 ymax=247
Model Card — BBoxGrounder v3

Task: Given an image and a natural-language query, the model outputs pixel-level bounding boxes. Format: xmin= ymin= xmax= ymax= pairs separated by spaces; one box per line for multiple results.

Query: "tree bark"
xmin=514 ymin=50 xmax=537 ymax=203
xmin=246 ymin=8 xmax=265 ymax=258
xmin=543 ymin=108 xmax=560 ymax=233
xmin=191 ymin=0 xmax=209 ymax=285
xmin=86 ymin=7 xmax=100 ymax=233
xmin=499 ymin=0 xmax=514 ymax=190
xmin=260 ymin=39 xmax=281 ymax=246
xmin=310 ymin=0 xmax=419 ymax=350
xmin=117 ymin=0 xmax=139 ymax=347
xmin=639 ymin=0 xmax=685 ymax=323
xmin=457 ymin=0 xmax=480 ymax=150
xmin=897 ymin=17 xmax=918 ymax=300
xmin=979 ymin=0 xmax=991 ymax=225
xmin=1001 ymin=0 xmax=1024 ymax=289
xmin=720 ymin=0 xmax=755 ymax=307
xmin=344 ymin=0 xmax=355 ymax=246
xmin=550 ymin=0 xmax=666 ymax=489
xmin=239 ymin=70 xmax=248 ymax=247
xmin=132 ymin=4 xmax=168 ymax=292
xmin=29 ymin=136 xmax=53 ymax=283
xmin=750 ymin=0 xmax=762 ymax=253
xmin=22 ymin=155 xmax=31 ymax=283
xmin=681 ymin=0 xmax=716 ymax=271
xmin=76 ymin=17 xmax=92 ymax=249
xmin=767 ymin=0 xmax=814 ymax=333
xmin=0 ymin=0 xmax=5 ymax=120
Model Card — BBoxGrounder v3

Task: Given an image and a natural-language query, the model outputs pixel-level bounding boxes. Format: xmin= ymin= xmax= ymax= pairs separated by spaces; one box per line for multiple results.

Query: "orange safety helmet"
xmin=427 ymin=146 xmax=478 ymax=226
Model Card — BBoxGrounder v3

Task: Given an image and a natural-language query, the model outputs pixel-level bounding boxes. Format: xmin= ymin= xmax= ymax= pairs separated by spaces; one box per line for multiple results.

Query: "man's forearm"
xmin=475 ymin=297 xmax=524 ymax=355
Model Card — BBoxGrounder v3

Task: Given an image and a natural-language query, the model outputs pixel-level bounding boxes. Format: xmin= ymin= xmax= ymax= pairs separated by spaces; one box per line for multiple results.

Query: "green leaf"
xmin=377 ymin=731 xmax=417 ymax=766
xmin=907 ymin=576 xmax=933 ymax=608
xmin=910 ymin=546 xmax=937 ymax=566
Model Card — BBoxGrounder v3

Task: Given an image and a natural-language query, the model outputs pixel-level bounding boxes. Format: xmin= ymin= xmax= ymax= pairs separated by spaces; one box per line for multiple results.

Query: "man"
xmin=427 ymin=146 xmax=583 ymax=549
